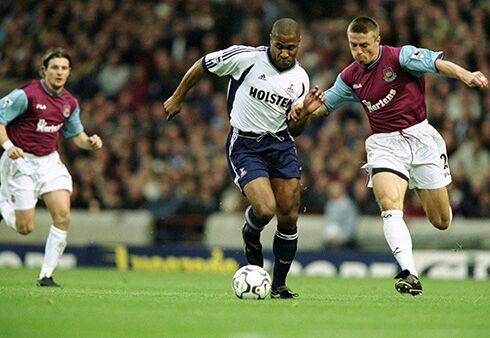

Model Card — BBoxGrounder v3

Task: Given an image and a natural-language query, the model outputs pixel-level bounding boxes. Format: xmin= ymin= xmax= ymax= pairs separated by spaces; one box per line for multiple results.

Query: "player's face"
xmin=42 ymin=57 xmax=71 ymax=93
xmin=348 ymin=31 xmax=380 ymax=65
xmin=269 ymin=33 xmax=300 ymax=69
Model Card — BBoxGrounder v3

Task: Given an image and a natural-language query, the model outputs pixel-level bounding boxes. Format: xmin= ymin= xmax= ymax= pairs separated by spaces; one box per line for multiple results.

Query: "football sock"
xmin=272 ymin=227 xmax=298 ymax=288
xmin=0 ymin=200 xmax=17 ymax=231
xmin=243 ymin=205 xmax=268 ymax=241
xmin=382 ymin=210 xmax=418 ymax=276
xmin=39 ymin=225 xmax=67 ymax=279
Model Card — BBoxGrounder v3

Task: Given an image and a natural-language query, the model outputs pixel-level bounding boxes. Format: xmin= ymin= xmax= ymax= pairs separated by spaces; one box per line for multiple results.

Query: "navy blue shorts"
xmin=226 ymin=128 xmax=301 ymax=192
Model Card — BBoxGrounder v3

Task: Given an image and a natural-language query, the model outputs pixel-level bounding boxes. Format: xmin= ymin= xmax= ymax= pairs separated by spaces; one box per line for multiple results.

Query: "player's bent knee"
xmin=16 ymin=223 xmax=35 ymax=235
xmin=253 ymin=204 xmax=275 ymax=222
xmin=430 ymin=217 xmax=450 ymax=230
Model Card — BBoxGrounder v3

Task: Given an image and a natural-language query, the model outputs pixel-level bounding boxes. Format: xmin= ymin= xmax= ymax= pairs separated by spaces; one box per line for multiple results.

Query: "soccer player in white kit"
xmin=164 ymin=18 xmax=309 ymax=298
xmin=288 ymin=17 xmax=489 ymax=295
xmin=0 ymin=48 xmax=103 ymax=287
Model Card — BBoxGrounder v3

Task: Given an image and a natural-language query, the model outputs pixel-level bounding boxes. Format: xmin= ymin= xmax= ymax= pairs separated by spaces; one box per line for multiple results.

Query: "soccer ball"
xmin=232 ymin=265 xmax=271 ymax=299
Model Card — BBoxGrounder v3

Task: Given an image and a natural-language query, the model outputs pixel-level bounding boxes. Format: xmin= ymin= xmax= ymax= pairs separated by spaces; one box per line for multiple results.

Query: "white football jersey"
xmin=203 ymin=45 xmax=309 ymax=133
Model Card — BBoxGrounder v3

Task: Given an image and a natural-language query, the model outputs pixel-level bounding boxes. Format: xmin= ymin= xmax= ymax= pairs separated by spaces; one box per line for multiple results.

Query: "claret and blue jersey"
xmin=323 ymin=45 xmax=444 ymax=133
xmin=0 ymin=79 xmax=84 ymax=156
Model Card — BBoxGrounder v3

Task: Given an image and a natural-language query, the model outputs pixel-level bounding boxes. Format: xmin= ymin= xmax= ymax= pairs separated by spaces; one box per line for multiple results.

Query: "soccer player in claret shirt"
xmin=288 ymin=16 xmax=489 ymax=295
xmin=164 ymin=18 xmax=309 ymax=299
xmin=0 ymin=48 xmax=103 ymax=287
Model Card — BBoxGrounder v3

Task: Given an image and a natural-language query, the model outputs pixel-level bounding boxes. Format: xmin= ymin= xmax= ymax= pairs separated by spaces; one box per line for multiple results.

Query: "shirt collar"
xmin=40 ymin=79 xmax=62 ymax=97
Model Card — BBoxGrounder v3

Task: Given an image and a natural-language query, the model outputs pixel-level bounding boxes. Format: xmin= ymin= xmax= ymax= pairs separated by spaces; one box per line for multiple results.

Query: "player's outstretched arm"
xmin=435 ymin=59 xmax=489 ymax=89
xmin=287 ymin=86 xmax=326 ymax=136
xmin=163 ymin=59 xmax=206 ymax=120
xmin=71 ymin=131 xmax=103 ymax=151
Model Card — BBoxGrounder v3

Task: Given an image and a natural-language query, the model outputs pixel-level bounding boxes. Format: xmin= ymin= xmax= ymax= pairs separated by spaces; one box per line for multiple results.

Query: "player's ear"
xmin=39 ymin=66 xmax=46 ymax=78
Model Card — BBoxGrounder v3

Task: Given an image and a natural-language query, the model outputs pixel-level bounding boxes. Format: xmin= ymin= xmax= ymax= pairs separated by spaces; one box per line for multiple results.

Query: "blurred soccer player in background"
xmin=288 ymin=16 xmax=489 ymax=296
xmin=164 ymin=18 xmax=309 ymax=299
xmin=0 ymin=48 xmax=103 ymax=287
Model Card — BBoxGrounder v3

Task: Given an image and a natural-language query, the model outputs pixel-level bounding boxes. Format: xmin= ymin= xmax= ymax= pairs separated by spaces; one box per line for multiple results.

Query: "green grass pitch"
xmin=0 ymin=268 xmax=489 ymax=338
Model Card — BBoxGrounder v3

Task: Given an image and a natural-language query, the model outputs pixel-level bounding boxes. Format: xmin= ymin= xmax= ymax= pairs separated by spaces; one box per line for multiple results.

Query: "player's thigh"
xmin=42 ymin=189 xmax=72 ymax=230
xmin=243 ymin=177 xmax=276 ymax=218
xmin=372 ymin=171 xmax=408 ymax=211
xmin=415 ymin=187 xmax=451 ymax=229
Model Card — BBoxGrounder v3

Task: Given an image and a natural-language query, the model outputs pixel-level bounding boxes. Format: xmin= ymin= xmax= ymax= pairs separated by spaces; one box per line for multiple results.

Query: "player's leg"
xmin=269 ymin=177 xmax=300 ymax=298
xmin=37 ymin=189 xmax=71 ymax=287
xmin=225 ymin=130 xmax=276 ymax=267
xmin=415 ymin=187 xmax=451 ymax=230
xmin=242 ymin=177 xmax=276 ymax=267
xmin=0 ymin=152 xmax=37 ymax=233
xmin=372 ymin=171 xmax=419 ymax=275
xmin=372 ymin=171 xmax=422 ymax=295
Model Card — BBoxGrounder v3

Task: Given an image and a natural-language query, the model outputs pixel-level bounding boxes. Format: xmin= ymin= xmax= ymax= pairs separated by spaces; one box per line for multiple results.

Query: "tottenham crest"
xmin=383 ymin=67 xmax=397 ymax=82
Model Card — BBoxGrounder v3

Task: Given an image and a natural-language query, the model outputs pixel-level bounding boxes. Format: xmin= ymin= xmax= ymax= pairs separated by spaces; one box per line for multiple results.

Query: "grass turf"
xmin=0 ymin=268 xmax=489 ymax=338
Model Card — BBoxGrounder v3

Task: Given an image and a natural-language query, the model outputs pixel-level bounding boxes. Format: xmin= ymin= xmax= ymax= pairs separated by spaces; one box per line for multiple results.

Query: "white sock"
xmin=0 ymin=200 xmax=17 ymax=231
xmin=449 ymin=206 xmax=453 ymax=225
xmin=382 ymin=210 xmax=418 ymax=276
xmin=39 ymin=225 xmax=67 ymax=279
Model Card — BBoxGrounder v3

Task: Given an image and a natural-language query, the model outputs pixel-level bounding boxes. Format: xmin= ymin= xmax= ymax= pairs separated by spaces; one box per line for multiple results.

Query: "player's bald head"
xmin=271 ymin=18 xmax=300 ymax=37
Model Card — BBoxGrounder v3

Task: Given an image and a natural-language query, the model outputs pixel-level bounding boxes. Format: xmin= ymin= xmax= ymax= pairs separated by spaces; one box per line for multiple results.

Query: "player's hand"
xmin=88 ymin=134 xmax=103 ymax=150
xmin=303 ymin=86 xmax=324 ymax=114
xmin=163 ymin=95 xmax=182 ymax=120
xmin=287 ymin=103 xmax=303 ymax=121
xmin=7 ymin=146 xmax=24 ymax=160
xmin=465 ymin=71 xmax=489 ymax=89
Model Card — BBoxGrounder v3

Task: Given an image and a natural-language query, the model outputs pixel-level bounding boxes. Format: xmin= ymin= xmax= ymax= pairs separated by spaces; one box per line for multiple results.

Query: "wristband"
xmin=2 ymin=140 xmax=14 ymax=151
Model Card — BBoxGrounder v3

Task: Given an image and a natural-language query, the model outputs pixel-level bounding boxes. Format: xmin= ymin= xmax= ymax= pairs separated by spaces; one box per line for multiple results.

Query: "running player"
xmin=163 ymin=18 xmax=309 ymax=299
xmin=288 ymin=16 xmax=489 ymax=296
xmin=0 ymin=47 xmax=103 ymax=287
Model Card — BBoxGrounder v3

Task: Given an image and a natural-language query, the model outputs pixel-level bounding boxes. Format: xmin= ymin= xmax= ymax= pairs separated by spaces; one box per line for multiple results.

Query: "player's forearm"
xmin=288 ymin=107 xmax=323 ymax=137
xmin=71 ymin=132 xmax=92 ymax=150
xmin=172 ymin=59 xmax=205 ymax=100
xmin=0 ymin=124 xmax=9 ymax=145
xmin=435 ymin=59 xmax=471 ymax=82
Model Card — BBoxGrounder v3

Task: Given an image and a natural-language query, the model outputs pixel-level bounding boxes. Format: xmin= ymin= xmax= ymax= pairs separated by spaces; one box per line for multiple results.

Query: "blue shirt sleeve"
xmin=322 ymin=75 xmax=360 ymax=115
xmin=61 ymin=103 xmax=84 ymax=138
xmin=0 ymin=89 xmax=28 ymax=124
xmin=399 ymin=45 xmax=444 ymax=77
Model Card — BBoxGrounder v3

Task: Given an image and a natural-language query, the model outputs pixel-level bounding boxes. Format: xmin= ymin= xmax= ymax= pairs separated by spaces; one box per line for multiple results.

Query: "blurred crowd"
xmin=1 ymin=0 xmax=489 ymax=223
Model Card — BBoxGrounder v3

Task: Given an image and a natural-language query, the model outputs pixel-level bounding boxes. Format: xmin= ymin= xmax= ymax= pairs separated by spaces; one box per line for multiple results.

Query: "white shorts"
xmin=0 ymin=151 xmax=72 ymax=210
xmin=362 ymin=120 xmax=451 ymax=189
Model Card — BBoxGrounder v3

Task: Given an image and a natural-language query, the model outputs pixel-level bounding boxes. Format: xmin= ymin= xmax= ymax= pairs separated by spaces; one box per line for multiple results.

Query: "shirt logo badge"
xmin=63 ymin=105 xmax=71 ymax=117
xmin=287 ymin=83 xmax=294 ymax=94
xmin=1 ymin=97 xmax=13 ymax=108
xmin=383 ymin=67 xmax=397 ymax=82
xmin=353 ymin=83 xmax=362 ymax=89
xmin=36 ymin=103 xmax=47 ymax=110
xmin=258 ymin=74 xmax=267 ymax=81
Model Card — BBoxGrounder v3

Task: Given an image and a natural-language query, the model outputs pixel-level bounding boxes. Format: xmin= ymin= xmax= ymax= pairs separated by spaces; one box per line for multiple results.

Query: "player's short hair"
xmin=347 ymin=17 xmax=380 ymax=36
xmin=41 ymin=47 xmax=72 ymax=69
xmin=271 ymin=18 xmax=300 ymax=37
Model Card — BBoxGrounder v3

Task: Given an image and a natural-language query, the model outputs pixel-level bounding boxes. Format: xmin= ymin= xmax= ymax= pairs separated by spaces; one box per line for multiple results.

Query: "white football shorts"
xmin=362 ymin=119 xmax=451 ymax=189
xmin=0 ymin=151 xmax=72 ymax=210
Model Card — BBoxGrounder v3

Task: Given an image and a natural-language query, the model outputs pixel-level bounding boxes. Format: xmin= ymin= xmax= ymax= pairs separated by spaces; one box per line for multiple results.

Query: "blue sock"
xmin=272 ymin=227 xmax=298 ymax=288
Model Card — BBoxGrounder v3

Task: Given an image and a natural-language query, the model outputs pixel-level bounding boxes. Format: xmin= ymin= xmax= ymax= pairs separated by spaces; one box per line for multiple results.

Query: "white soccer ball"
xmin=232 ymin=265 xmax=271 ymax=299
